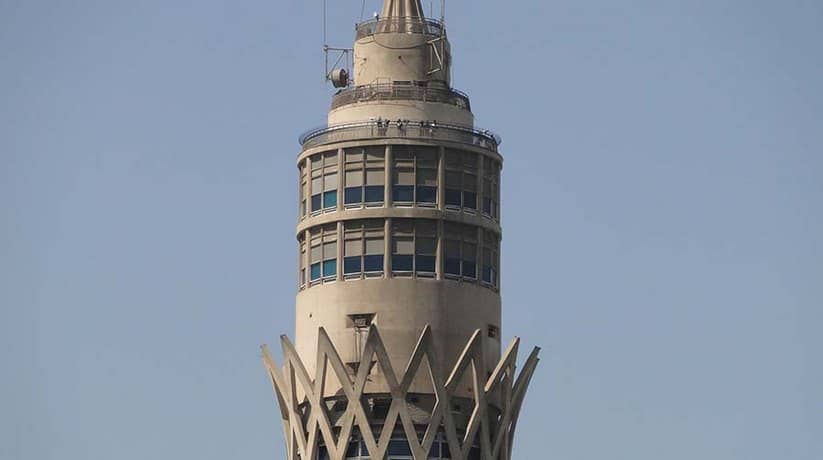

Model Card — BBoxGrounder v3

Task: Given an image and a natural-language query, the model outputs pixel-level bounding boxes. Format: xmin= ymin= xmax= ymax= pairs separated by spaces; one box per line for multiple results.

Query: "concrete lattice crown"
xmin=262 ymin=325 xmax=540 ymax=460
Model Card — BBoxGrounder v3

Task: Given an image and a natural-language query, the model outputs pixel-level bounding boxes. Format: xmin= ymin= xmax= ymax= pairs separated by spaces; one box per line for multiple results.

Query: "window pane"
xmin=393 ymin=237 xmax=414 ymax=254
xmin=417 ymin=186 xmax=437 ymax=204
xmin=310 ymin=245 xmax=322 ymax=264
xmin=364 ymin=185 xmax=384 ymax=203
xmin=366 ymin=168 xmax=385 ymax=185
xmin=346 ymin=148 xmax=364 ymax=162
xmin=324 ymin=172 xmax=338 ymax=191
xmin=344 ymin=257 xmax=361 ymax=275
xmin=346 ymin=169 xmax=363 ymax=187
xmin=463 ymin=191 xmax=477 ymax=210
xmin=345 ymin=187 xmax=363 ymax=205
xmin=393 ymin=185 xmax=414 ymax=202
xmin=311 ymin=194 xmax=321 ymax=212
xmin=388 ymin=439 xmax=412 ymax=456
xmin=365 ymin=237 xmax=384 ymax=254
xmin=416 ymin=255 xmax=436 ymax=273
xmin=310 ymin=263 xmax=321 ymax=281
xmin=445 ymin=240 xmax=461 ymax=275
xmin=323 ymin=259 xmax=337 ymax=277
xmin=445 ymin=189 xmax=461 ymax=207
xmin=394 ymin=169 xmax=414 ymax=186
xmin=392 ymin=254 xmax=413 ymax=271
xmin=323 ymin=191 xmax=337 ymax=209
xmin=345 ymin=238 xmax=363 ymax=255
xmin=416 ymin=237 xmax=437 ymax=255
xmin=363 ymin=254 xmax=384 ymax=272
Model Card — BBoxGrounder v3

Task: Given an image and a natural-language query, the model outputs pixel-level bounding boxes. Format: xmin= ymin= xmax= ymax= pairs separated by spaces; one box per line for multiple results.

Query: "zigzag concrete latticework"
xmin=262 ymin=326 xmax=540 ymax=460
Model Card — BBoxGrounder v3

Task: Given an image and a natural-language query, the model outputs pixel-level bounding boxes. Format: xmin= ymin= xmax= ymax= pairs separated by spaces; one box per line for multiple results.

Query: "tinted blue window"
xmin=464 ymin=191 xmax=477 ymax=209
xmin=318 ymin=445 xmax=330 ymax=460
xmin=484 ymin=198 xmax=493 ymax=214
xmin=483 ymin=267 xmax=493 ymax=283
xmin=445 ymin=258 xmax=461 ymax=275
xmin=364 ymin=185 xmax=384 ymax=203
xmin=311 ymin=194 xmax=321 ymax=212
xmin=363 ymin=255 xmax=384 ymax=272
xmin=463 ymin=260 xmax=477 ymax=278
xmin=416 ymin=255 xmax=436 ymax=273
xmin=323 ymin=259 xmax=336 ymax=277
xmin=392 ymin=254 xmax=414 ymax=271
xmin=417 ymin=186 xmax=437 ymax=204
xmin=345 ymin=187 xmax=362 ymax=205
xmin=323 ymin=191 xmax=337 ymax=209
xmin=344 ymin=257 xmax=361 ymax=275
xmin=346 ymin=441 xmax=359 ymax=457
xmin=310 ymin=263 xmax=321 ymax=281
xmin=429 ymin=441 xmax=440 ymax=458
xmin=393 ymin=185 xmax=414 ymax=202
xmin=388 ymin=439 xmax=412 ymax=456
xmin=442 ymin=442 xmax=452 ymax=458
xmin=360 ymin=441 xmax=369 ymax=456
xmin=445 ymin=189 xmax=462 ymax=206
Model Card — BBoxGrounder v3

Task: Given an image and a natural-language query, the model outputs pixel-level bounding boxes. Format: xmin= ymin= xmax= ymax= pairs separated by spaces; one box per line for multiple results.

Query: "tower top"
xmin=381 ymin=0 xmax=425 ymax=19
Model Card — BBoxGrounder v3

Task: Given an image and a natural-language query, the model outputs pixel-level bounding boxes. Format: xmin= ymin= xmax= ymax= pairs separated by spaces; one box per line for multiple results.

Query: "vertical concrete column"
xmin=303 ymin=229 xmax=311 ymax=289
xmin=384 ymin=218 xmax=392 ymax=278
xmin=437 ymin=146 xmax=445 ymax=211
xmin=385 ymin=145 xmax=393 ymax=208
xmin=337 ymin=148 xmax=345 ymax=212
xmin=337 ymin=220 xmax=344 ymax=282
xmin=306 ymin=155 xmax=314 ymax=215
xmin=478 ymin=152 xmax=485 ymax=217
xmin=436 ymin=219 xmax=443 ymax=280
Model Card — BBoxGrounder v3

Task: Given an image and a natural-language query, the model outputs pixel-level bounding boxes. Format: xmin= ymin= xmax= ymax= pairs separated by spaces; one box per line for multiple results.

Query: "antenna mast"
xmin=322 ymin=0 xmax=353 ymax=87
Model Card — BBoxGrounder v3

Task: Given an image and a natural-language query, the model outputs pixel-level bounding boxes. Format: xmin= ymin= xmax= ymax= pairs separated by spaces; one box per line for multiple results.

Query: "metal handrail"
xmin=331 ymin=84 xmax=471 ymax=111
xmin=299 ymin=121 xmax=502 ymax=152
xmin=355 ymin=18 xmax=444 ymax=40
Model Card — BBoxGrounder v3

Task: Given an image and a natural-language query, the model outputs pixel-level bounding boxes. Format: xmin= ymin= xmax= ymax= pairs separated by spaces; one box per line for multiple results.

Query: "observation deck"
xmin=299 ymin=120 xmax=502 ymax=152
xmin=355 ymin=17 xmax=445 ymax=40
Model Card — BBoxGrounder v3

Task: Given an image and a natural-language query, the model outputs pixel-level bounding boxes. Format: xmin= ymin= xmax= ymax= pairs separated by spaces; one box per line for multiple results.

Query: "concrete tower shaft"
xmin=381 ymin=0 xmax=425 ymax=19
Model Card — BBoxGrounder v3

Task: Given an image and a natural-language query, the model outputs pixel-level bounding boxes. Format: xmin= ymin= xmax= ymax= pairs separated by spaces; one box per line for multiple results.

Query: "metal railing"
xmin=299 ymin=121 xmax=502 ymax=152
xmin=355 ymin=18 xmax=445 ymax=40
xmin=331 ymin=84 xmax=471 ymax=111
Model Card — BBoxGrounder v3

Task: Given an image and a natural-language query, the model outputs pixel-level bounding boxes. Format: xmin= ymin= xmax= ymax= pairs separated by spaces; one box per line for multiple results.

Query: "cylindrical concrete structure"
xmin=262 ymin=3 xmax=539 ymax=459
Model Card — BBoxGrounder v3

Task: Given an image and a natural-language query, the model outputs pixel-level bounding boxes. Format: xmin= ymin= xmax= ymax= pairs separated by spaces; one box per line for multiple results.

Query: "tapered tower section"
xmin=262 ymin=3 xmax=540 ymax=459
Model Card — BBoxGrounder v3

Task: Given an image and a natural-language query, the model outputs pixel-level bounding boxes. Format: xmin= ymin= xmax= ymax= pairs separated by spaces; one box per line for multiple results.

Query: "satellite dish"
xmin=331 ymin=68 xmax=349 ymax=88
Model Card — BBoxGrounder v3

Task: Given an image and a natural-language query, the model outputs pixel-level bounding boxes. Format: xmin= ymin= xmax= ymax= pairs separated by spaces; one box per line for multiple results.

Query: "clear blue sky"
xmin=1 ymin=1 xmax=821 ymax=459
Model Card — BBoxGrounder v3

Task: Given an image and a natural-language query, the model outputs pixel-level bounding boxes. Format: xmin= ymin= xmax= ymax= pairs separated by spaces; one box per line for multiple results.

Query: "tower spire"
xmin=381 ymin=0 xmax=425 ymax=19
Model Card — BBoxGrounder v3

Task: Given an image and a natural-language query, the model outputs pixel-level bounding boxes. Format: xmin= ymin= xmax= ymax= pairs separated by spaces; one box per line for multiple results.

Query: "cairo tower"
xmin=261 ymin=1 xmax=541 ymax=459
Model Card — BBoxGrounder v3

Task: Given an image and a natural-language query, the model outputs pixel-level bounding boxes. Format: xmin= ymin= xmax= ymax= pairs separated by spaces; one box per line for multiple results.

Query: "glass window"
xmin=310 ymin=151 xmax=338 ymax=213
xmin=392 ymin=146 xmax=438 ymax=206
xmin=344 ymin=220 xmax=385 ymax=279
xmin=387 ymin=439 xmax=412 ymax=456
xmin=483 ymin=157 xmax=500 ymax=219
xmin=298 ymin=236 xmax=306 ymax=289
xmin=345 ymin=146 xmax=385 ymax=207
xmin=391 ymin=220 xmax=414 ymax=274
xmin=482 ymin=229 xmax=500 ymax=288
xmin=392 ymin=219 xmax=438 ymax=277
xmin=299 ymin=161 xmax=308 ymax=218
xmin=445 ymin=149 xmax=478 ymax=211
xmin=309 ymin=224 xmax=338 ymax=284
xmin=444 ymin=223 xmax=478 ymax=280
xmin=416 ymin=149 xmax=438 ymax=205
